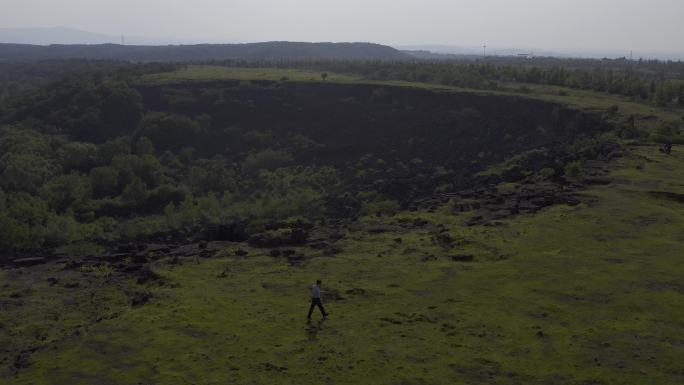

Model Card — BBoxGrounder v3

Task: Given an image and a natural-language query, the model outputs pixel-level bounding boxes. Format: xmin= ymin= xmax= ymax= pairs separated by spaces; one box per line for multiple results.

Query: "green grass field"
xmin=5 ymin=145 xmax=684 ymax=385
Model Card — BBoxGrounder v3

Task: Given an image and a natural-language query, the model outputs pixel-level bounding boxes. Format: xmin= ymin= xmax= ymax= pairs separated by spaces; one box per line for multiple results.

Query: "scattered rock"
xmin=366 ymin=224 xmax=401 ymax=234
xmin=329 ymin=231 xmax=345 ymax=241
xmin=323 ymin=245 xmax=343 ymax=256
xmin=286 ymin=253 xmax=306 ymax=266
xmin=116 ymin=243 xmax=138 ymax=254
xmin=13 ymin=351 xmax=31 ymax=369
xmin=465 ymin=216 xmax=483 ymax=226
xmin=259 ymin=362 xmax=288 ymax=372
xmin=204 ymin=222 xmax=248 ymax=242
xmin=12 ymin=257 xmax=46 ymax=267
xmin=584 ymin=177 xmax=611 ymax=185
xmin=235 ymin=248 xmax=249 ymax=257
xmin=490 ymin=209 xmax=512 ymax=220
xmin=47 ymin=277 xmax=59 ymax=286
xmin=449 ymin=254 xmax=475 ymax=262
xmin=217 ymin=268 xmax=229 ymax=278
xmin=248 ymin=228 xmax=309 ymax=247
xmin=649 ymin=191 xmax=684 ymax=203
xmin=130 ymin=291 xmax=151 ymax=307
xmin=345 ymin=288 xmax=367 ymax=296
xmin=63 ymin=260 xmax=84 ymax=270
xmin=122 ymin=264 xmax=144 ymax=273
xmin=136 ymin=267 xmax=162 ymax=285
xmin=556 ymin=194 xmax=581 ymax=206
xmin=309 ymin=241 xmax=329 ymax=250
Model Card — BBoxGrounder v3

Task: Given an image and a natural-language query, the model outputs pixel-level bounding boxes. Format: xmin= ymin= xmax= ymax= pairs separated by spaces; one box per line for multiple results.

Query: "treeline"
xmin=0 ymin=60 xmax=178 ymax=102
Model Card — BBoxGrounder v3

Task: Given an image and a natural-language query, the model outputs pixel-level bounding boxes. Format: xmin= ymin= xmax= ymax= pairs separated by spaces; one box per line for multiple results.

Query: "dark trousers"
xmin=307 ymin=298 xmax=327 ymax=318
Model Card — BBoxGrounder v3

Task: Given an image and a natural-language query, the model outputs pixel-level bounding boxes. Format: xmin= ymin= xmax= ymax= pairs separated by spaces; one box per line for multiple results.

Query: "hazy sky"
xmin=2 ymin=0 xmax=683 ymax=52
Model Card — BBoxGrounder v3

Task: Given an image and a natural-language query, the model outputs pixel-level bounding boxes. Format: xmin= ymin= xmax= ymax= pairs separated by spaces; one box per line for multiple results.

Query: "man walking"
xmin=307 ymin=279 xmax=328 ymax=319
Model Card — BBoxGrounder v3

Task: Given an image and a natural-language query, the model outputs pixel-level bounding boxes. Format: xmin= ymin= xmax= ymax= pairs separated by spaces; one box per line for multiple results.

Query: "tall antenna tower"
xmin=121 ymin=34 xmax=125 ymax=45
xmin=483 ymin=44 xmax=487 ymax=59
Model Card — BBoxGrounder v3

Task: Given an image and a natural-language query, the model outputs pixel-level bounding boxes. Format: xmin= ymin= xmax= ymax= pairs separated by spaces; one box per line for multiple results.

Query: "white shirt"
xmin=312 ymin=284 xmax=321 ymax=299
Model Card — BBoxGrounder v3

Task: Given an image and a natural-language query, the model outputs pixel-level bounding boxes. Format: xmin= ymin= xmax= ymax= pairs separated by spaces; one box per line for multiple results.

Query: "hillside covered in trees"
xmin=0 ymin=42 xmax=411 ymax=62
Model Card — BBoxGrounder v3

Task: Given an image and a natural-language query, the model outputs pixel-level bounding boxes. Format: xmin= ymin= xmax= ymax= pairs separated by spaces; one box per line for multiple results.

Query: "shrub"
xmin=0 ymin=153 xmax=58 ymax=193
xmin=90 ymin=166 xmax=120 ymax=198
xmin=539 ymin=168 xmax=556 ymax=179
xmin=242 ymin=149 xmax=293 ymax=173
xmin=188 ymin=157 xmax=238 ymax=194
xmin=138 ymin=113 xmax=204 ymax=151
xmin=56 ymin=141 xmax=98 ymax=172
xmin=122 ymin=177 xmax=147 ymax=205
xmin=361 ymin=200 xmax=401 ymax=216
xmin=146 ymin=184 xmax=186 ymax=214
xmin=40 ymin=173 xmax=92 ymax=213
xmin=564 ymin=160 xmax=583 ymax=178
xmin=97 ymin=136 xmax=131 ymax=164
xmin=134 ymin=136 xmax=156 ymax=156
xmin=0 ymin=213 xmax=31 ymax=254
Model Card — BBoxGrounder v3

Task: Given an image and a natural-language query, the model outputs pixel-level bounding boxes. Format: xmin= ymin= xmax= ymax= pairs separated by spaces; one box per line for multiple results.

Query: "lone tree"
xmin=321 ymin=73 xmax=328 ymax=81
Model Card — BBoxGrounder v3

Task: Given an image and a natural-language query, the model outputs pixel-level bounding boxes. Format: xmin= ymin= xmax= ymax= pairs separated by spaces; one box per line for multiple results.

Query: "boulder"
xmin=248 ymin=228 xmax=309 ymax=248
xmin=345 ymin=288 xmax=368 ymax=296
xmin=136 ymin=267 xmax=162 ymax=285
xmin=130 ymin=291 xmax=151 ymax=307
xmin=12 ymin=257 xmax=46 ymax=267
xmin=449 ymin=254 xmax=475 ymax=262
xmin=464 ymin=216 xmax=483 ymax=226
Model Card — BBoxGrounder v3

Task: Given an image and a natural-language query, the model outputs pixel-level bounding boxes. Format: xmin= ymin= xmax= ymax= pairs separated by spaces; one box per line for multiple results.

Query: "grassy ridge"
xmin=142 ymin=65 xmax=684 ymax=127
xmin=7 ymin=146 xmax=684 ymax=385
xmin=142 ymin=65 xmax=362 ymax=83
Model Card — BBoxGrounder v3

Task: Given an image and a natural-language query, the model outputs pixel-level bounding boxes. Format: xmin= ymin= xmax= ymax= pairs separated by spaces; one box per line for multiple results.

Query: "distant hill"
xmin=0 ymin=27 xmax=195 ymax=46
xmin=397 ymin=44 xmax=684 ymax=61
xmin=0 ymin=41 xmax=411 ymax=62
xmin=0 ymin=27 xmax=118 ymax=45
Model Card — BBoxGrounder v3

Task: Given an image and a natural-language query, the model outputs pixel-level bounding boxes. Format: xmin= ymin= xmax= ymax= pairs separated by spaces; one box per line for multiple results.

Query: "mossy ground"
xmin=3 ymin=145 xmax=684 ymax=384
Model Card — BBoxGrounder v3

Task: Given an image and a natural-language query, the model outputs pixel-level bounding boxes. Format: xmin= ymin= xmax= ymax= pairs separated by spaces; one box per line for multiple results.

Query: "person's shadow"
xmin=306 ymin=318 xmax=326 ymax=341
